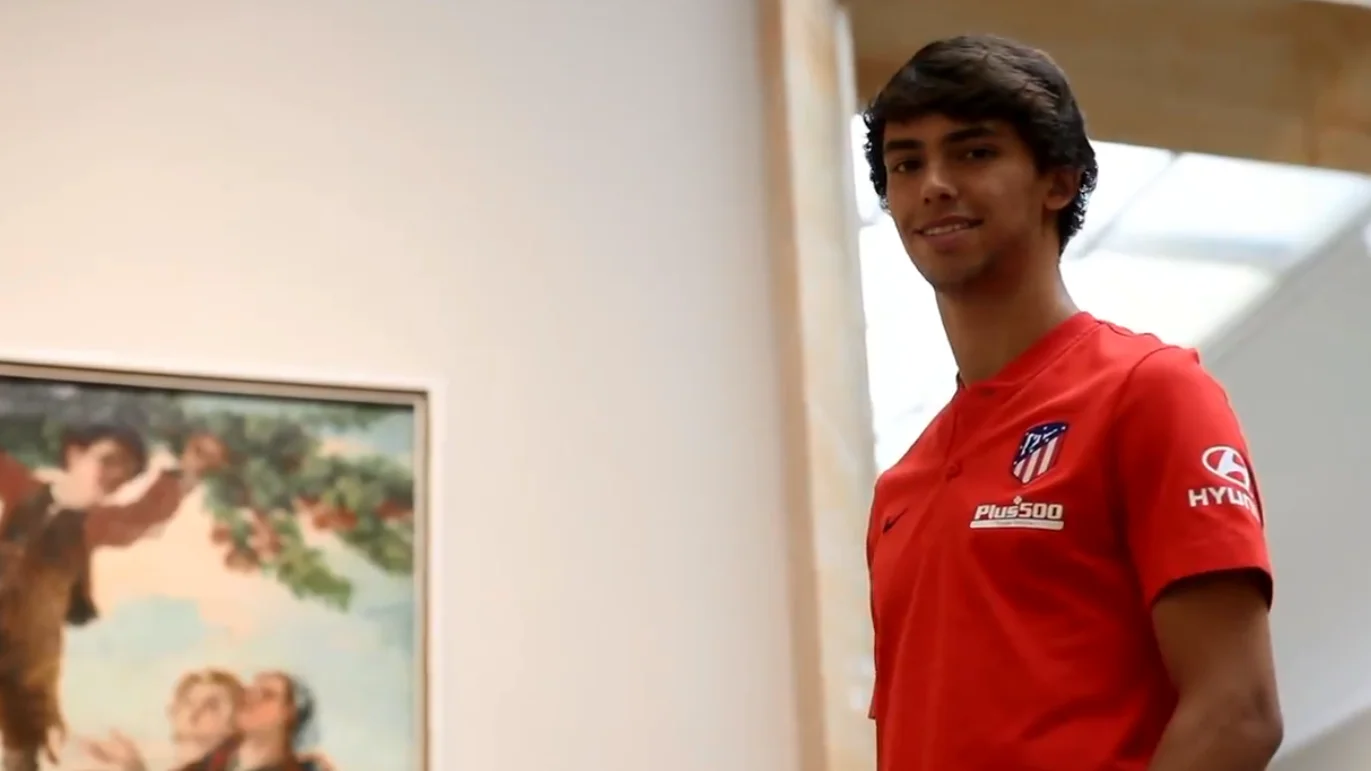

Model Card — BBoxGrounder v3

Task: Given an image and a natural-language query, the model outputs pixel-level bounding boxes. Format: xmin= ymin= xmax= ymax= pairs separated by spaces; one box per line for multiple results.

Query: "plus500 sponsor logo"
xmin=970 ymin=497 xmax=1065 ymax=531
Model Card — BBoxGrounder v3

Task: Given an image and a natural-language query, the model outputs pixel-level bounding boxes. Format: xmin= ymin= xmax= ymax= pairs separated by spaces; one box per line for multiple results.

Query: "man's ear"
xmin=1045 ymin=167 xmax=1082 ymax=213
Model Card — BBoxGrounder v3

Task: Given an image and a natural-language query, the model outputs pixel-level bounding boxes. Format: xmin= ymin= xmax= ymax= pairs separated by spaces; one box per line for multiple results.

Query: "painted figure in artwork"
xmin=80 ymin=670 xmax=335 ymax=771
xmin=81 ymin=668 xmax=244 ymax=771
xmin=227 ymin=672 xmax=334 ymax=771
xmin=165 ymin=669 xmax=243 ymax=770
xmin=0 ymin=426 xmax=226 ymax=771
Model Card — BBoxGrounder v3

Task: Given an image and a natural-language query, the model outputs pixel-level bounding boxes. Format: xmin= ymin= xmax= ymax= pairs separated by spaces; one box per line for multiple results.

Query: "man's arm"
xmin=84 ymin=469 xmax=194 ymax=548
xmin=1147 ymin=571 xmax=1282 ymax=771
xmin=1111 ymin=346 xmax=1282 ymax=770
xmin=84 ymin=432 xmax=227 ymax=549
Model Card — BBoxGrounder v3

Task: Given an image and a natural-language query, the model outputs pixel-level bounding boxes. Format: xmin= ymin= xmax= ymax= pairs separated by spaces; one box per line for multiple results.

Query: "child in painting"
xmin=0 ymin=426 xmax=228 ymax=555
xmin=0 ymin=426 xmax=225 ymax=771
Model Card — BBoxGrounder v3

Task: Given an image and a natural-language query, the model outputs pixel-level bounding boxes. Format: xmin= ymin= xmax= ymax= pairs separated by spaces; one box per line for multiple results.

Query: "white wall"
xmin=0 ymin=3 xmax=802 ymax=771
xmin=1272 ymin=705 xmax=1371 ymax=770
xmin=1204 ymin=218 xmax=1371 ymax=764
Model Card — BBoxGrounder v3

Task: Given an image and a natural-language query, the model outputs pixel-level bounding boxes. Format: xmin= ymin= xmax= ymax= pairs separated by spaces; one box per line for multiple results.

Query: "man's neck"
xmin=172 ymin=736 xmax=214 ymax=764
xmin=233 ymin=734 xmax=287 ymax=770
xmin=937 ymin=261 xmax=1078 ymax=385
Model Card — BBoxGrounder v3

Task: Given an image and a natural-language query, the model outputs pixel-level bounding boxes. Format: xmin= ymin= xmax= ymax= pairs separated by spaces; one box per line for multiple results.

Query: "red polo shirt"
xmin=866 ymin=312 xmax=1272 ymax=771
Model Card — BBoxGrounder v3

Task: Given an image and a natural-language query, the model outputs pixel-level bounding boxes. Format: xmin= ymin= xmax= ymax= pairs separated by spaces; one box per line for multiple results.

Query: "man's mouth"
xmin=918 ymin=219 xmax=981 ymax=237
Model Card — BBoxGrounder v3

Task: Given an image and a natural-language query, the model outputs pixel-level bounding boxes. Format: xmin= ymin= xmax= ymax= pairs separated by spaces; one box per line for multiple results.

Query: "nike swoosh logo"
xmin=882 ymin=510 xmax=907 ymax=533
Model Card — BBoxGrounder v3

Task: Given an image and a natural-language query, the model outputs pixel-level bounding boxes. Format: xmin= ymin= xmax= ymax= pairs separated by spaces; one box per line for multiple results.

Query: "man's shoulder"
xmin=1090 ymin=323 xmax=1223 ymax=400
xmin=1051 ymin=318 xmax=1206 ymax=394
xmin=1084 ymin=319 xmax=1181 ymax=366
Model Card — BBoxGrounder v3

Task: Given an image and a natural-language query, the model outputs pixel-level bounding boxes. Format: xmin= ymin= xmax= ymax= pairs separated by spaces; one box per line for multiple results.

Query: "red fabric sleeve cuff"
xmin=1139 ymin=534 xmax=1273 ymax=609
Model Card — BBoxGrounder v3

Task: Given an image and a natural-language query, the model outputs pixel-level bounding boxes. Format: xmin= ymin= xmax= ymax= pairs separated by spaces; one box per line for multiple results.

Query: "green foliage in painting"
xmin=0 ymin=379 xmax=416 ymax=610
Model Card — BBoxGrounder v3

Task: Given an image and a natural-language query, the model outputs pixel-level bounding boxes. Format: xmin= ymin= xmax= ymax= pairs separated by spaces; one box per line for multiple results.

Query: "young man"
xmin=863 ymin=35 xmax=1283 ymax=771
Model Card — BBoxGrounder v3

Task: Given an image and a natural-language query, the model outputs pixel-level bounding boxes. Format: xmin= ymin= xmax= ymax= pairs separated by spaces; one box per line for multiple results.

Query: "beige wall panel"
xmin=762 ymin=1 xmax=878 ymax=770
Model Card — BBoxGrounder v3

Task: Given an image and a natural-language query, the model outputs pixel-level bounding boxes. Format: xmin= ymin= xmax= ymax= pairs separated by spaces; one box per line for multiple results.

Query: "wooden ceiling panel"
xmin=849 ymin=0 xmax=1292 ymax=58
xmin=846 ymin=0 xmax=1371 ymax=172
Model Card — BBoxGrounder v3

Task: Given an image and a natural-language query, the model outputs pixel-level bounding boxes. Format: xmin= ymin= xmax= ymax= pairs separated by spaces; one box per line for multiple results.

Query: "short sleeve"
xmin=1112 ymin=346 xmax=1272 ymax=608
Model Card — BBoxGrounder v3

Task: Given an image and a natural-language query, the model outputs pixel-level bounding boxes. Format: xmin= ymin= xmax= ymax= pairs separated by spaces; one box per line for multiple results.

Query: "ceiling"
xmin=843 ymin=0 xmax=1371 ymax=173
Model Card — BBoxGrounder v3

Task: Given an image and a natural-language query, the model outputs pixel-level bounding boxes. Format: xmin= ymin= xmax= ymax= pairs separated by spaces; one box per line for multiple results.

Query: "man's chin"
xmin=916 ymin=261 xmax=995 ymax=296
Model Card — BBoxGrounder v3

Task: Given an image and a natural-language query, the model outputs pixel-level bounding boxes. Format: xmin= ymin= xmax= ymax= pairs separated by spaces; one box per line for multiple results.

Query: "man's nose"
xmin=920 ymin=162 xmax=956 ymax=203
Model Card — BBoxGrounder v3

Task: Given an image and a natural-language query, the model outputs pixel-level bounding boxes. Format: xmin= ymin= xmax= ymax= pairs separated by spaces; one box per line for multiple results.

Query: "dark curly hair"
xmin=862 ymin=34 xmax=1098 ymax=254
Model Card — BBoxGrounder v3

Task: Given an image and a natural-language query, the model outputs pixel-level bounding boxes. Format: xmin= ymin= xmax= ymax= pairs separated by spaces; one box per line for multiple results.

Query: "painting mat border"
xmin=0 ymin=352 xmax=437 ymax=771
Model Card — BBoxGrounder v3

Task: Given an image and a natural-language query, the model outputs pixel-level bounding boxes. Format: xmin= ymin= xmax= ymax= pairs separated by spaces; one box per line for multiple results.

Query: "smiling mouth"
xmin=919 ymin=220 xmax=981 ymax=237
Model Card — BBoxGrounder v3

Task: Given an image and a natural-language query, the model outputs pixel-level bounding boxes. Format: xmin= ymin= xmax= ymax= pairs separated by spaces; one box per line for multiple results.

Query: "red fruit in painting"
xmin=248 ymin=519 xmax=282 ymax=559
xmin=210 ymin=523 xmax=233 ymax=544
xmin=225 ymin=549 xmax=258 ymax=572
xmin=334 ymin=509 xmax=360 ymax=532
xmin=377 ymin=500 xmax=412 ymax=521
xmin=182 ymin=433 xmax=230 ymax=475
xmin=308 ymin=503 xmax=340 ymax=531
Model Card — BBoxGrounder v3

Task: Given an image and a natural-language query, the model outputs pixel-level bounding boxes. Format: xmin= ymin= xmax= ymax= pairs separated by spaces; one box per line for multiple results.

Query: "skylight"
xmin=1061 ymin=143 xmax=1175 ymax=260
xmin=1100 ymin=154 xmax=1371 ymax=266
xmin=1061 ymin=250 xmax=1276 ymax=346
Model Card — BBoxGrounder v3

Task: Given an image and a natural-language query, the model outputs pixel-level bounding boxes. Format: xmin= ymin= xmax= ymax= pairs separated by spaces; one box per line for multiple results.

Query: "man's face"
xmin=237 ymin=673 xmax=291 ymax=735
xmin=64 ymin=438 xmax=139 ymax=506
xmin=169 ymin=682 xmax=238 ymax=744
xmin=879 ymin=114 xmax=1074 ymax=294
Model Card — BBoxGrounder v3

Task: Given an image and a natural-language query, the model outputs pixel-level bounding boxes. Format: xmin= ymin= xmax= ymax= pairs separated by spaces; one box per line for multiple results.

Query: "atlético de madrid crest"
xmin=1011 ymin=421 xmax=1068 ymax=484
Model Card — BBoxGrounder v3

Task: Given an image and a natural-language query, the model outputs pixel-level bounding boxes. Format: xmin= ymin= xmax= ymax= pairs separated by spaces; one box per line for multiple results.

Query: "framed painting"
xmin=0 ymin=360 xmax=428 ymax=771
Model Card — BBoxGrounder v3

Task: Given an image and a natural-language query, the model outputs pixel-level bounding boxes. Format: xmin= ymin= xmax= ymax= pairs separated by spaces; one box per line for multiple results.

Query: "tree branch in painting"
xmin=0 ymin=381 xmax=415 ymax=611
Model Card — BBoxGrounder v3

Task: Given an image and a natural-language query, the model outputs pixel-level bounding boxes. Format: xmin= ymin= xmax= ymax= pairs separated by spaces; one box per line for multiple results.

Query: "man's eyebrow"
xmin=883 ymin=124 xmax=998 ymax=154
